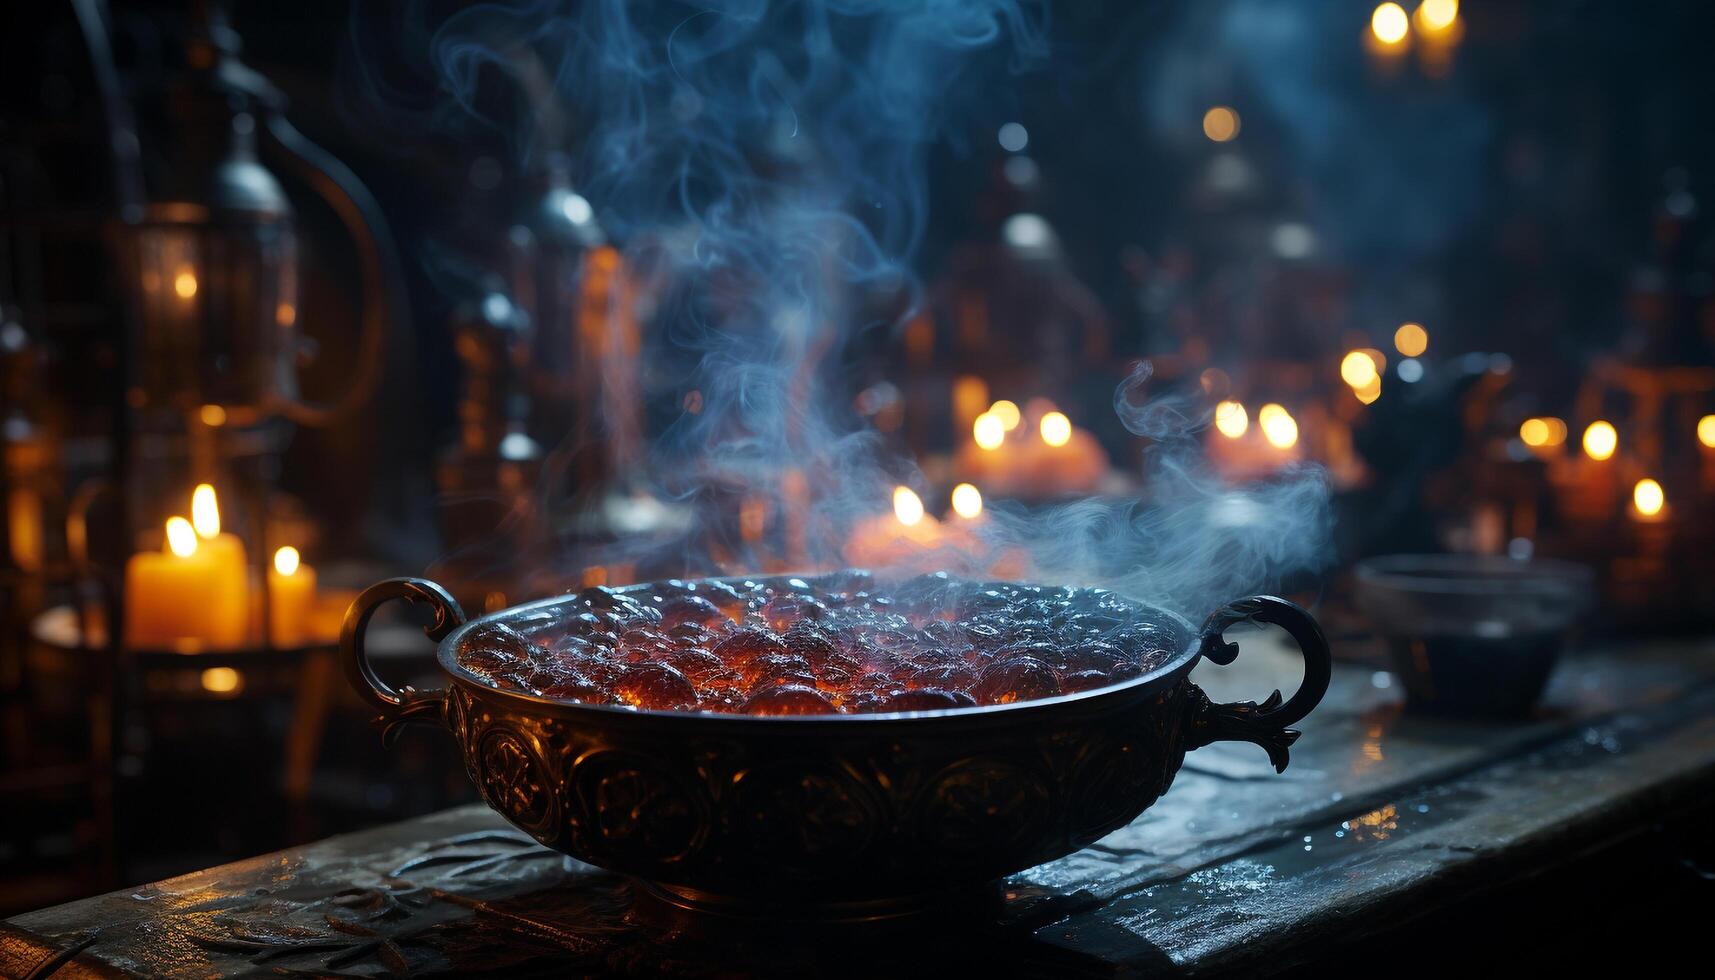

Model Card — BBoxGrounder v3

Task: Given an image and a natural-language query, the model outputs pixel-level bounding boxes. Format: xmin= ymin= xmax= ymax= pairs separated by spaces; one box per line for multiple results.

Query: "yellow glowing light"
xmin=273 ymin=546 xmax=301 ymax=576
xmin=1416 ymin=0 xmax=1458 ymax=32
xmin=173 ymin=268 xmax=198 ymax=299
xmin=1542 ymin=417 xmax=1567 ymax=446
xmin=951 ymin=483 xmax=983 ymax=519
xmin=973 ymin=413 xmax=1006 ymax=450
xmin=1040 ymin=411 xmax=1072 ymax=447
xmin=1394 ymin=322 xmax=1428 ymax=357
xmin=199 ymin=404 xmax=227 ymax=427
xmin=988 ymin=399 xmax=1022 ymax=431
xmin=1354 ymin=375 xmax=1382 ymax=405
xmin=1633 ymin=478 xmax=1665 ymax=517
xmin=1202 ymin=106 xmax=1240 ymax=143
xmin=1340 ymin=350 xmax=1380 ymax=388
xmin=190 ymin=483 xmax=220 ymax=539
xmin=1582 ymin=421 xmax=1617 ymax=461
xmin=1520 ymin=418 xmax=1550 ymax=447
xmin=893 ymin=486 xmax=925 ymax=527
xmin=165 ymin=517 xmax=198 ymax=558
xmin=1699 ymin=415 xmax=1715 ymax=448
xmin=200 ymin=667 xmax=241 ymax=694
xmin=1371 ymin=2 xmax=1409 ymax=44
xmin=1214 ymin=400 xmax=1248 ymax=439
xmin=1259 ymin=403 xmax=1299 ymax=449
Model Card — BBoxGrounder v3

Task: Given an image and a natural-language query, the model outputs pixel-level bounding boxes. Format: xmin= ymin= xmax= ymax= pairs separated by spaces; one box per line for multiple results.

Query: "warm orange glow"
xmin=973 ymin=413 xmax=1006 ymax=450
xmin=273 ymin=546 xmax=301 ymax=576
xmin=1202 ymin=106 xmax=1240 ymax=142
xmin=1415 ymin=0 xmax=1458 ymax=33
xmin=1040 ymin=411 xmax=1072 ymax=447
xmin=199 ymin=404 xmax=227 ymax=427
xmin=1354 ymin=375 xmax=1382 ymax=405
xmin=200 ymin=667 xmax=241 ymax=694
xmin=1520 ymin=418 xmax=1550 ymax=447
xmin=1214 ymin=400 xmax=1248 ymax=439
xmin=165 ymin=517 xmax=198 ymax=558
xmin=173 ymin=268 xmax=198 ymax=299
xmin=1394 ymin=322 xmax=1428 ymax=357
xmin=1633 ymin=478 xmax=1665 ymax=518
xmin=988 ymin=399 xmax=1021 ymax=431
xmin=1259 ymin=403 xmax=1298 ymax=449
xmin=951 ymin=483 xmax=983 ymax=519
xmin=1582 ymin=421 xmax=1617 ymax=461
xmin=1340 ymin=350 xmax=1380 ymax=388
xmin=1699 ymin=415 xmax=1715 ymax=448
xmin=893 ymin=486 xmax=925 ymax=527
xmin=191 ymin=484 xmax=220 ymax=539
xmin=1371 ymin=3 xmax=1409 ymax=45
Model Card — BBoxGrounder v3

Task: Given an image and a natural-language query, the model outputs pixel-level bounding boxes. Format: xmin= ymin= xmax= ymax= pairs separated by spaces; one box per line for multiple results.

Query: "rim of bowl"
xmin=1354 ymin=553 xmax=1593 ymax=598
xmin=435 ymin=575 xmax=1203 ymax=725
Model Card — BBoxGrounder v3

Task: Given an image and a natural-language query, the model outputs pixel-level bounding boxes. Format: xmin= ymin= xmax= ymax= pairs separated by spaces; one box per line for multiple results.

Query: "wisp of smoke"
xmin=362 ymin=0 xmax=1333 ymax=616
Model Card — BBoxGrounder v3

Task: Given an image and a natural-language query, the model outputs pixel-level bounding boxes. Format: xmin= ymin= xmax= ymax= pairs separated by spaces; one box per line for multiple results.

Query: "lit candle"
xmin=123 ymin=517 xmax=224 ymax=650
xmin=190 ymin=484 xmax=250 ymax=647
xmin=267 ymin=546 xmax=317 ymax=647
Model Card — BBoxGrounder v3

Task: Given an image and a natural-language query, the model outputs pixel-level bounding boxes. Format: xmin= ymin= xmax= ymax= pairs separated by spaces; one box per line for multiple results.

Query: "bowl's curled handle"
xmin=1185 ymin=595 xmax=1332 ymax=773
xmin=341 ymin=577 xmax=467 ymax=742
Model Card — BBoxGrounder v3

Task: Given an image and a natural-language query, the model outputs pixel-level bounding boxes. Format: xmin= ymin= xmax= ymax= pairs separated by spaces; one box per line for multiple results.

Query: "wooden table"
xmin=6 ymin=634 xmax=1715 ymax=977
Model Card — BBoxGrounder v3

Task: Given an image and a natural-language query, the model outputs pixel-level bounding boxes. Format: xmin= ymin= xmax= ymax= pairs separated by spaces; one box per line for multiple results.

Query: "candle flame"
xmin=973 ymin=412 xmax=1006 ymax=450
xmin=1371 ymin=3 xmax=1409 ymax=45
xmin=988 ymin=399 xmax=1021 ymax=431
xmin=1698 ymin=415 xmax=1715 ymax=448
xmin=893 ymin=486 xmax=925 ymax=526
xmin=191 ymin=483 xmax=220 ymax=538
xmin=1582 ymin=421 xmax=1617 ymax=461
xmin=1214 ymin=400 xmax=1248 ymax=438
xmin=1040 ymin=411 xmax=1072 ymax=447
xmin=174 ymin=267 xmax=198 ymax=299
xmin=165 ymin=517 xmax=198 ymax=557
xmin=1259 ymin=403 xmax=1299 ymax=449
xmin=274 ymin=546 xmax=301 ymax=576
xmin=951 ymin=483 xmax=983 ymax=519
xmin=1633 ymin=478 xmax=1665 ymax=518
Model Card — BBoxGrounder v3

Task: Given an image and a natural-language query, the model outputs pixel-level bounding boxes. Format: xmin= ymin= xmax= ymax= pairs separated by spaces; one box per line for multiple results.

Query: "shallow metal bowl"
xmin=342 ymin=575 xmax=1330 ymax=919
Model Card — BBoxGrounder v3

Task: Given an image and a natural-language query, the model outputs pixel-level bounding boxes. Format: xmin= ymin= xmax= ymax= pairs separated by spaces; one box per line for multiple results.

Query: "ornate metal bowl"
xmin=342 ymin=575 xmax=1330 ymax=921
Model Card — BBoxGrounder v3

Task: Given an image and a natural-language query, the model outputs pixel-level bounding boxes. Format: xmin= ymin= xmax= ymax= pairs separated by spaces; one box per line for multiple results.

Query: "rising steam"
xmin=364 ymin=0 xmax=1332 ymax=617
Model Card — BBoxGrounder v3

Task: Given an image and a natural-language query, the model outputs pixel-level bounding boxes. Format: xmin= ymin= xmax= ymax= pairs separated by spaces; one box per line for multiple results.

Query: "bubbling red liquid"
xmin=456 ymin=572 xmax=1179 ymax=714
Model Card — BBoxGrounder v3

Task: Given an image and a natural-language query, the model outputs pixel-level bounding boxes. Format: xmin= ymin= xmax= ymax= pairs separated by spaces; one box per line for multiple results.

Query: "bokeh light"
xmin=1202 ymin=106 xmax=1240 ymax=142
xmin=1259 ymin=403 xmax=1299 ymax=449
xmin=1214 ymin=400 xmax=1248 ymax=438
xmin=893 ymin=486 xmax=924 ymax=526
xmin=1394 ymin=322 xmax=1428 ymax=357
xmin=951 ymin=483 xmax=983 ymax=519
xmin=1633 ymin=478 xmax=1665 ymax=518
xmin=1582 ymin=421 xmax=1618 ymax=461
xmin=973 ymin=413 xmax=1005 ymax=450
xmin=988 ymin=399 xmax=1021 ymax=431
xmin=1040 ymin=411 xmax=1072 ymax=447
xmin=1371 ymin=3 xmax=1410 ymax=45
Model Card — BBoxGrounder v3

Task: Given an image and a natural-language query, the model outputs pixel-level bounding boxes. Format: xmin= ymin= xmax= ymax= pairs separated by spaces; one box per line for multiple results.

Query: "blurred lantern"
xmin=127 ymin=5 xmax=394 ymax=433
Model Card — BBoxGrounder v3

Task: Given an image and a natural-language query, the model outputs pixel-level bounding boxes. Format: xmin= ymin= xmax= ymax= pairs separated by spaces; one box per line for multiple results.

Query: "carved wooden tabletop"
xmin=7 ymin=635 xmax=1715 ymax=977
